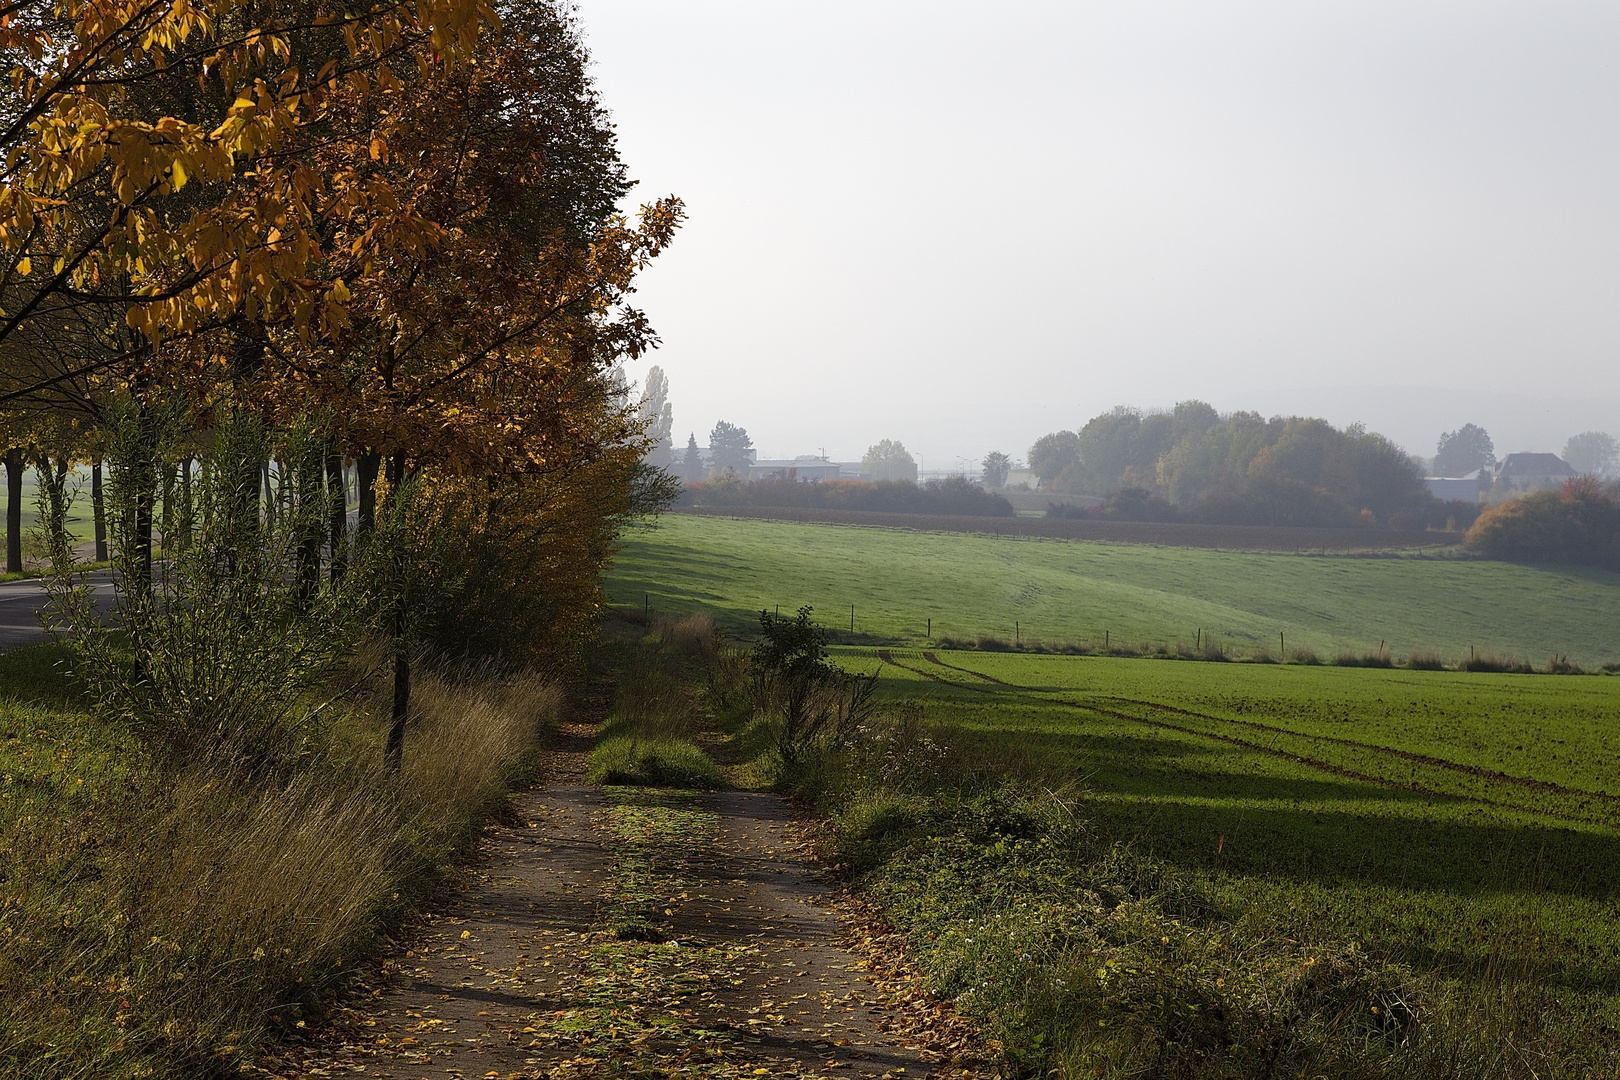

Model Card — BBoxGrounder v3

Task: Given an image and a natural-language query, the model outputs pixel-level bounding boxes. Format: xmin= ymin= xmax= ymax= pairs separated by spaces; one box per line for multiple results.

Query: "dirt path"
xmin=263 ymin=719 xmax=992 ymax=1079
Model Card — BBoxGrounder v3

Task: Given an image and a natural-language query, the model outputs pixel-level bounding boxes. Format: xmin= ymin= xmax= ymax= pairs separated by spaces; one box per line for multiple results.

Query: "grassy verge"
xmin=0 ymin=642 xmax=561 ymax=1079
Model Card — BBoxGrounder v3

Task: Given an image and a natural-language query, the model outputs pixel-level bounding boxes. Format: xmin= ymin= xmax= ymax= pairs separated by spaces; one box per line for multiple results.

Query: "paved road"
xmin=0 ymin=574 xmax=117 ymax=651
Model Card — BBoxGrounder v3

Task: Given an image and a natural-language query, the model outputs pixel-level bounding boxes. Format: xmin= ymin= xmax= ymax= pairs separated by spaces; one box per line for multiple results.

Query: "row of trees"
xmin=0 ymin=0 xmax=679 ymax=766
xmin=1029 ymin=403 xmax=1440 ymax=528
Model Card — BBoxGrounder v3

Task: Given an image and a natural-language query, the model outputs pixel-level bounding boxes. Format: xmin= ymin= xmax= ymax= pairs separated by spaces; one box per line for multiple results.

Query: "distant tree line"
xmin=1032 ymin=402 xmax=1470 ymax=530
xmin=682 ymin=474 xmax=1013 ymax=516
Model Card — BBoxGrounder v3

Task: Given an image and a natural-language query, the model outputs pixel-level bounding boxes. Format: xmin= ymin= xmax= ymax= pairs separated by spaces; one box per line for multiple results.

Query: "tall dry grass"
xmin=0 ymin=659 xmax=561 ymax=1079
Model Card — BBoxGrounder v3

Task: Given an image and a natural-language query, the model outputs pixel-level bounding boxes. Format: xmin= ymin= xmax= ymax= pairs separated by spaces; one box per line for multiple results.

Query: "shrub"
xmin=1405 ymin=648 xmax=1446 ymax=670
xmin=750 ymin=606 xmax=878 ymax=764
xmin=586 ymin=736 xmax=724 ymax=789
xmin=1464 ymin=481 xmax=1620 ymax=570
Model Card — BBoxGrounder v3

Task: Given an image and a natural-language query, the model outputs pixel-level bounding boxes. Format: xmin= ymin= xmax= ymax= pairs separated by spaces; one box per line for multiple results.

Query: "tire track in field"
xmin=886 ymin=651 xmax=1618 ymax=828
xmin=1055 ymin=699 xmax=1613 ymax=829
xmin=916 ymin=650 xmax=1620 ymax=810
xmin=877 ymin=650 xmax=994 ymax=693
xmin=1095 ymin=696 xmax=1620 ymax=808
xmin=923 ymin=652 xmax=1014 ymax=685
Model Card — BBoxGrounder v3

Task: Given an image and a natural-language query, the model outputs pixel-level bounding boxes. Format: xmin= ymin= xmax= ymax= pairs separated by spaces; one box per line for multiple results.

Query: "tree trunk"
xmin=383 ymin=451 xmax=410 ymax=773
xmin=5 ymin=449 xmax=22 ymax=574
xmin=356 ymin=451 xmax=380 ymax=535
xmin=385 ymin=644 xmax=410 ymax=772
xmin=295 ymin=449 xmax=321 ymax=608
xmin=327 ymin=444 xmax=347 ymax=582
xmin=178 ymin=459 xmax=192 ymax=550
xmin=261 ymin=460 xmax=275 ymax=529
xmin=92 ymin=460 xmax=108 ymax=561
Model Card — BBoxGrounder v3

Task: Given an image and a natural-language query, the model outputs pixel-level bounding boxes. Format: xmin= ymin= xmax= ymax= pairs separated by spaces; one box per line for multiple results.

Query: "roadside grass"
xmin=607 ymin=514 xmax=1620 ymax=669
xmin=786 ymin=647 xmax=1620 ymax=1077
xmin=0 ymin=642 xmax=560 ymax=1079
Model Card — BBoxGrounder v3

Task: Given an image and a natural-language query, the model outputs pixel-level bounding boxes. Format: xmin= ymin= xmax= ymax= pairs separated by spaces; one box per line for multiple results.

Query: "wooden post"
xmin=1105 ymin=630 xmax=1109 ymax=648
xmin=927 ymin=617 xmax=931 ymax=639
xmin=645 ymin=593 xmax=649 ymax=616
xmin=851 ymin=604 xmax=855 ymax=631
xmin=1016 ymin=621 xmax=1020 ymax=645
xmin=1280 ymin=631 xmax=1285 ymax=655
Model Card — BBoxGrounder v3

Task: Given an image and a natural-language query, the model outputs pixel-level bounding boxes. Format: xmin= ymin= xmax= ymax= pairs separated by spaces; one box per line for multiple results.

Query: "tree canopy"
xmin=1435 ymin=424 xmax=1495 ymax=477
xmin=1030 ymin=403 xmax=1438 ymax=528
xmin=708 ymin=420 xmax=753 ymax=475
xmin=1563 ymin=431 xmax=1618 ymax=479
xmin=863 ymin=439 xmax=916 ymax=483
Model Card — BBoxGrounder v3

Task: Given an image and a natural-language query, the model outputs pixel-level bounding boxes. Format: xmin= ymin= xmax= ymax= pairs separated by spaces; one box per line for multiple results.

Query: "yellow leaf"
xmin=330 ymin=279 xmax=351 ymax=302
xmin=461 ymin=930 xmax=471 ymax=939
xmin=170 ymin=159 xmax=188 ymax=190
xmin=14 ymin=258 xmax=28 ymax=276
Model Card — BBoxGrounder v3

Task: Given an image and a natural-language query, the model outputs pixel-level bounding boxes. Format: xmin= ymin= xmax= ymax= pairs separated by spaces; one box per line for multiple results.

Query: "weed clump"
xmin=1405 ymin=648 xmax=1446 ymax=670
xmin=1458 ymin=653 xmax=1534 ymax=674
xmin=586 ymin=736 xmax=724 ymax=789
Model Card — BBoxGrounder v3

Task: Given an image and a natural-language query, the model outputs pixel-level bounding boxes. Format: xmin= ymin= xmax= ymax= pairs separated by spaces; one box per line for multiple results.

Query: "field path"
xmin=262 ymin=715 xmax=990 ymax=1079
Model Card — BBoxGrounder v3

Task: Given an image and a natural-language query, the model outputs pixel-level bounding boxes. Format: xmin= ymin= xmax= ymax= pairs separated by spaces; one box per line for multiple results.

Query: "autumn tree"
xmin=0 ymin=0 xmax=503 ymax=369
xmin=230 ymin=0 xmax=680 ymax=768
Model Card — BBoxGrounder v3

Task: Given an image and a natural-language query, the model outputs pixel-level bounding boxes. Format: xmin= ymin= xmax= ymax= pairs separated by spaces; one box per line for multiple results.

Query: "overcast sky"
xmin=576 ymin=0 xmax=1620 ymax=469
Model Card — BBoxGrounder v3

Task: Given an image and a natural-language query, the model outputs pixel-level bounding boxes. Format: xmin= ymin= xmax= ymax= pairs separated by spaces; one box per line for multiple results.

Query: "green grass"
xmin=586 ymin=735 xmax=725 ymax=789
xmin=611 ymin=514 xmax=1620 ymax=668
xmin=828 ymin=647 xmax=1620 ymax=1070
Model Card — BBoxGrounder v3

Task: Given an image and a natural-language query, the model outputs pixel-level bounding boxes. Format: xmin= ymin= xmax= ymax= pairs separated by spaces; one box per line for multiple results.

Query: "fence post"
xmin=851 ymin=604 xmax=855 ymax=632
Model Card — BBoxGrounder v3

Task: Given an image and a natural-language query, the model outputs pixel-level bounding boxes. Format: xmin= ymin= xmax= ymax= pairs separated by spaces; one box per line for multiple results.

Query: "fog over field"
xmin=579 ymin=1 xmax=1620 ymax=464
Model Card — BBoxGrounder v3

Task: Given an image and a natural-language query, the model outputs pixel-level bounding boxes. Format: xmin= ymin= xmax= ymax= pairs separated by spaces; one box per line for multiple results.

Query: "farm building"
xmin=748 ymin=457 xmax=842 ymax=482
xmin=1491 ymin=452 xmax=1575 ymax=493
xmin=1424 ymin=471 xmax=1483 ymax=502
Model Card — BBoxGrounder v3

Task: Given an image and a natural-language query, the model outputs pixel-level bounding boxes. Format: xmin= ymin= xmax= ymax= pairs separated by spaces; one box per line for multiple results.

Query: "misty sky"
xmin=577 ymin=1 xmax=1620 ymax=470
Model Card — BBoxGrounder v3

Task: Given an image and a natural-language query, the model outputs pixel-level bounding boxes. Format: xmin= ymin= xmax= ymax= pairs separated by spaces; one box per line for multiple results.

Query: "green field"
xmin=834 ymin=646 xmax=1620 ymax=1060
xmin=612 ymin=514 xmax=1620 ymax=667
